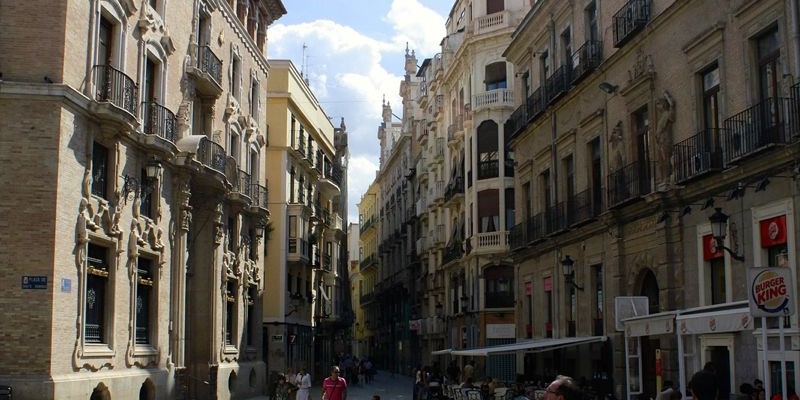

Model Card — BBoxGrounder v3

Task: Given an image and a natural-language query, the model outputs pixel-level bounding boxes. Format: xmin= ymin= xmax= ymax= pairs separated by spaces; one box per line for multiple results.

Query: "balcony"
xmin=141 ymin=101 xmax=176 ymax=143
xmin=295 ymin=135 xmax=306 ymax=158
xmin=287 ymin=237 xmax=309 ymax=263
xmin=571 ymin=41 xmax=603 ymax=84
xmin=545 ymin=65 xmax=572 ymax=105
xmin=444 ymin=176 xmax=464 ymax=203
xmin=92 ymin=64 xmax=138 ymax=117
xmin=545 ymin=203 xmax=568 ymax=234
xmin=473 ymin=88 xmax=514 ymax=113
xmin=471 ymin=230 xmax=509 ymax=254
xmin=507 ymin=104 xmax=527 ymax=139
xmin=566 ymin=189 xmax=599 ymax=226
xmin=197 ymin=138 xmax=227 ymax=174
xmin=431 ymin=180 xmax=445 ymax=204
xmin=722 ymin=97 xmax=798 ymax=164
xmin=250 ymin=183 xmax=269 ymax=213
xmin=474 ymin=10 xmax=512 ymax=36
xmin=228 ymin=168 xmax=252 ymax=203
xmin=433 ymin=224 xmax=445 ymax=246
xmin=416 ymin=237 xmax=428 ymax=255
xmin=478 ymin=160 xmax=499 ymax=180
xmin=673 ymin=129 xmax=724 ymax=183
xmin=188 ymin=44 xmax=223 ymax=96
xmin=417 ymin=125 xmax=429 ymax=145
xmin=448 ymin=116 xmax=464 ymax=143
xmin=607 ymin=161 xmax=652 ymax=207
xmin=613 ymin=0 xmax=650 ymax=48
xmin=360 ymin=216 xmax=375 ymax=233
xmin=434 ymin=138 xmax=445 ymax=161
xmin=416 ymin=197 xmax=428 ymax=217
xmin=526 ymin=87 xmax=546 ymax=123
xmin=442 ymin=240 xmax=464 ymax=266
xmin=509 ymin=213 xmax=548 ymax=251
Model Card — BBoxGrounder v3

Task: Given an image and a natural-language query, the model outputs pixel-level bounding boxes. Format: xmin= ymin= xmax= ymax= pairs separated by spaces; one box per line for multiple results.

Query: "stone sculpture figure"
xmin=655 ymin=90 xmax=675 ymax=185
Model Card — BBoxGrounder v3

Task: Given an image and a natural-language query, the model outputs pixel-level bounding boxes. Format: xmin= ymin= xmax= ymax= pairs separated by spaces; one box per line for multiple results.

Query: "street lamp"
xmin=561 ymin=255 xmax=584 ymax=291
xmin=708 ymin=208 xmax=745 ymax=261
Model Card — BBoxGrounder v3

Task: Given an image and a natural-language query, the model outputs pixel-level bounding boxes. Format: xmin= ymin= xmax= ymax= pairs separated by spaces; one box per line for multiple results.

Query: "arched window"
xmin=477 ymin=121 xmax=499 ymax=180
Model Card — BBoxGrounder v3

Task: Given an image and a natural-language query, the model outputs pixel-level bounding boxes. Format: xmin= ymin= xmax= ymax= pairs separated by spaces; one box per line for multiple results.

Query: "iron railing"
xmin=93 ymin=64 xmax=138 ymax=115
xmin=197 ymin=138 xmax=227 ymax=173
xmin=722 ymin=97 xmax=798 ymax=164
xmin=571 ymin=41 xmax=603 ymax=84
xmin=196 ymin=45 xmax=223 ymax=84
xmin=442 ymin=241 xmax=464 ymax=265
xmin=526 ymin=87 xmax=546 ymax=123
xmin=232 ymin=169 xmax=252 ymax=198
xmin=85 ymin=323 xmax=103 ymax=344
xmin=607 ymin=161 xmax=652 ymax=206
xmin=673 ymin=128 xmax=724 ymax=183
xmin=613 ymin=0 xmax=650 ymax=47
xmin=508 ymin=104 xmax=527 ymax=138
xmin=141 ymin=101 xmax=176 ymax=142
xmin=251 ymin=184 xmax=268 ymax=210
xmin=478 ymin=160 xmax=499 ymax=179
xmin=444 ymin=176 xmax=464 ymax=202
xmin=545 ymin=203 xmax=568 ymax=234
xmin=567 ymin=189 xmax=597 ymax=226
xmin=545 ymin=64 xmax=572 ymax=105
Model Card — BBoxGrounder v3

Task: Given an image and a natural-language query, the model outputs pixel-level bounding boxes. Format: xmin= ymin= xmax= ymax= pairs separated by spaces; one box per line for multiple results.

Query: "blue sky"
xmin=269 ymin=0 xmax=451 ymax=223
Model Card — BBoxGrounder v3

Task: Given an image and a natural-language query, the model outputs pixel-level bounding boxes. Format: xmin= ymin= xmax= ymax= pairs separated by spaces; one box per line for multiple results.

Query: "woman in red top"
xmin=322 ymin=366 xmax=347 ymax=400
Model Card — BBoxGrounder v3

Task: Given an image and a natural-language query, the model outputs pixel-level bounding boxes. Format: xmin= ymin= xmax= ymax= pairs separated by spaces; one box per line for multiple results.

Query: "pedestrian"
xmin=462 ymin=360 xmax=475 ymax=384
xmin=295 ymin=366 xmax=312 ymax=400
xmin=544 ymin=375 xmax=583 ymax=400
xmin=322 ymin=366 xmax=347 ymax=400
xmin=657 ymin=380 xmax=675 ymax=400
xmin=446 ymin=360 xmax=461 ymax=384
xmin=689 ymin=370 xmax=718 ymax=400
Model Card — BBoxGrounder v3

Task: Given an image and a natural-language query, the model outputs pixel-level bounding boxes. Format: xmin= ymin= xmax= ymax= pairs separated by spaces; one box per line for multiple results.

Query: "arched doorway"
xmin=90 ymin=383 xmax=110 ymax=400
xmin=138 ymin=379 xmax=155 ymax=400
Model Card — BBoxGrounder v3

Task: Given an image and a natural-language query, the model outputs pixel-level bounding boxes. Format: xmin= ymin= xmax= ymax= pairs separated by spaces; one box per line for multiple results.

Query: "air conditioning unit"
xmin=614 ymin=296 xmax=649 ymax=331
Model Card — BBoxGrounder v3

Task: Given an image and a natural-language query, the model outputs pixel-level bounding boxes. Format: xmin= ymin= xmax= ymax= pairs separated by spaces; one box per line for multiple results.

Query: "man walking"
xmin=322 ymin=366 xmax=347 ymax=400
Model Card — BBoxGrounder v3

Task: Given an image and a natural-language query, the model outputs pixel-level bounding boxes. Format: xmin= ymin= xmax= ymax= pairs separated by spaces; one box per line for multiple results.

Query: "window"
xmin=757 ymin=27 xmax=780 ymax=102
xmin=230 ymin=131 xmax=241 ymax=165
xmin=702 ymin=65 xmax=721 ymax=130
xmin=478 ymin=189 xmax=499 ymax=233
xmin=485 ymin=62 xmax=507 ymax=91
xmin=585 ymin=2 xmax=598 ymax=42
xmin=97 ymin=16 xmax=114 ymax=66
xmin=246 ymin=286 xmax=256 ymax=346
xmin=477 ymin=121 xmax=499 ymax=179
xmin=539 ymin=51 xmax=549 ymax=82
xmin=91 ymin=142 xmax=109 ymax=198
xmin=485 ymin=265 xmax=513 ymax=308
xmin=231 ymin=55 xmax=242 ymax=101
xmin=225 ymin=280 xmax=236 ymax=345
xmin=136 ymin=257 xmax=154 ymax=344
xmin=589 ymin=138 xmax=603 ymax=214
xmin=563 ymin=155 xmax=575 ymax=205
xmin=561 ymin=28 xmax=572 ymax=66
xmin=486 ymin=0 xmax=504 ymax=14
xmin=86 ymin=243 xmax=110 ymax=344
xmin=592 ymin=264 xmax=604 ymax=335
xmin=544 ymin=277 xmax=553 ymax=338
xmin=505 ymin=188 xmax=515 ymax=230
xmin=540 ymin=169 xmax=552 ymax=211
xmin=250 ymin=76 xmax=260 ymax=116
xmin=522 ymin=181 xmax=532 ymax=220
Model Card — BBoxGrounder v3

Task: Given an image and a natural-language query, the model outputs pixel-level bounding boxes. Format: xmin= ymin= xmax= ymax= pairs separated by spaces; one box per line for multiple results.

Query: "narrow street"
xmin=247 ymin=371 xmax=414 ymax=400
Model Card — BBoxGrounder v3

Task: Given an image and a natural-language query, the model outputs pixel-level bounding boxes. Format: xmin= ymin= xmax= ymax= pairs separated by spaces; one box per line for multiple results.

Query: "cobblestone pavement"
xmin=246 ymin=370 xmax=414 ymax=400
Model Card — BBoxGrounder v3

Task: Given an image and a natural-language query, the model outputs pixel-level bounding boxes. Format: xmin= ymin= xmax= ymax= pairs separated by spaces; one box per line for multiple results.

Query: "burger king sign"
xmin=748 ymin=267 xmax=795 ymax=317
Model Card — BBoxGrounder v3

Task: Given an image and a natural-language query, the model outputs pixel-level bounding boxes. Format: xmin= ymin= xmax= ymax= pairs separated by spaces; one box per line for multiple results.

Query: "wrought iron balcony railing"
xmin=197 ymin=138 xmax=227 ymax=173
xmin=672 ymin=128 xmax=724 ymax=183
xmin=571 ymin=41 xmax=603 ymax=84
xmin=566 ymin=189 xmax=597 ymax=226
xmin=196 ymin=45 xmax=223 ymax=85
xmin=545 ymin=64 xmax=572 ymax=105
xmin=607 ymin=160 xmax=652 ymax=206
xmin=442 ymin=240 xmax=464 ymax=265
xmin=478 ymin=160 xmax=499 ymax=180
xmin=444 ymin=176 xmax=464 ymax=202
xmin=508 ymin=103 xmax=527 ymax=139
xmin=93 ymin=64 xmax=138 ymax=115
xmin=233 ymin=169 xmax=252 ymax=198
xmin=251 ymin=183 xmax=268 ymax=210
xmin=722 ymin=97 xmax=798 ymax=164
xmin=526 ymin=87 xmax=546 ymax=123
xmin=613 ymin=0 xmax=650 ymax=48
xmin=141 ymin=101 xmax=176 ymax=142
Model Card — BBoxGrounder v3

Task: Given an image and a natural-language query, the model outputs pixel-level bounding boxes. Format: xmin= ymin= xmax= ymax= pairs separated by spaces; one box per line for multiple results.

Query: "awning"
xmin=676 ymin=303 xmax=752 ymax=334
xmin=622 ymin=311 xmax=677 ymax=338
xmin=431 ymin=348 xmax=453 ymax=355
xmin=450 ymin=336 xmax=606 ymax=356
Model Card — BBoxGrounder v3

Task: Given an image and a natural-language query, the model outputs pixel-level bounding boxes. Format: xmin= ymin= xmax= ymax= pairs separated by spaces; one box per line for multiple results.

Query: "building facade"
xmin=506 ymin=0 xmax=800 ymax=399
xmin=264 ymin=60 xmax=347 ymax=379
xmin=0 ymin=0 xmax=285 ymax=399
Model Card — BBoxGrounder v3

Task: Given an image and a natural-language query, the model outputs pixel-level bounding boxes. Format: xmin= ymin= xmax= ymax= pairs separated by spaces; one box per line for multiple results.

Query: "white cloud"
xmin=269 ymin=2 xmax=446 ymax=223
xmin=385 ymin=0 xmax=447 ymax=55
xmin=347 ymin=155 xmax=379 ymax=221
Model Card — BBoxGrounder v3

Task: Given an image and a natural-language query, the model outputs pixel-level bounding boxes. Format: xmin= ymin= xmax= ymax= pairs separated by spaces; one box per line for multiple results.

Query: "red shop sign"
xmin=703 ymin=234 xmax=724 ymax=260
xmin=760 ymin=215 xmax=787 ymax=248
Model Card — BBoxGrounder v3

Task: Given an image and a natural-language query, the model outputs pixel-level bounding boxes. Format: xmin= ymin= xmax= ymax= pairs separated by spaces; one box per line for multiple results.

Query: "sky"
xmin=269 ymin=0 xmax=453 ymax=223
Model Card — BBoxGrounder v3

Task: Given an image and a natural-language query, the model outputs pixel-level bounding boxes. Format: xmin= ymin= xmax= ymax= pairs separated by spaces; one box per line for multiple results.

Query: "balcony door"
xmin=757 ymin=28 xmax=782 ymax=142
xmin=633 ymin=107 xmax=651 ymax=193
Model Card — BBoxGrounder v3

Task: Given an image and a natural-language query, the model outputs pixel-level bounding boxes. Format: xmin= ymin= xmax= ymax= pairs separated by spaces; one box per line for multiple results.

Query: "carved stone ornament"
xmin=628 ymin=49 xmax=654 ymax=83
